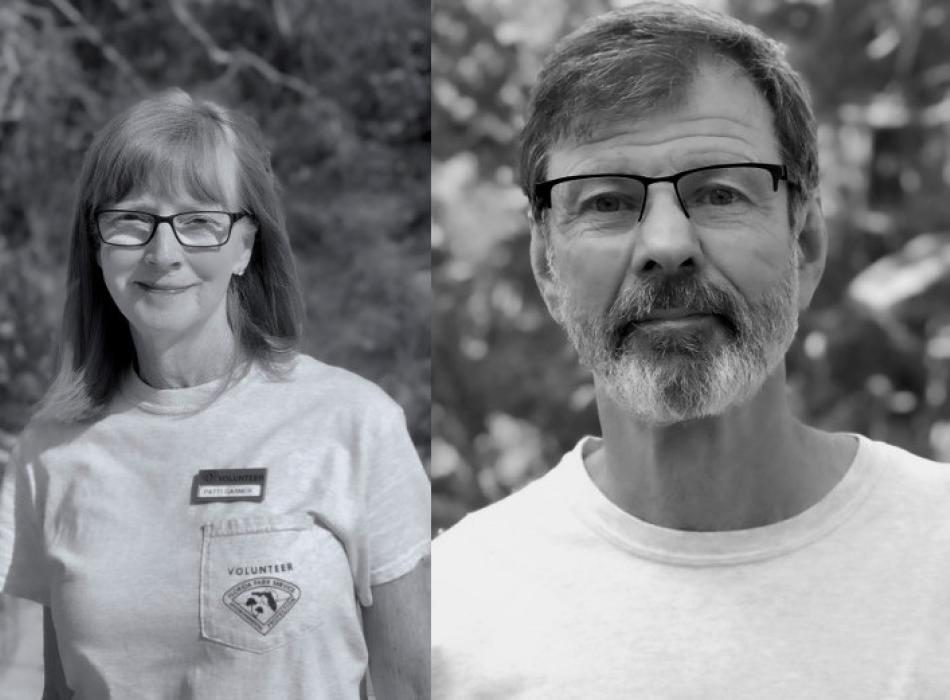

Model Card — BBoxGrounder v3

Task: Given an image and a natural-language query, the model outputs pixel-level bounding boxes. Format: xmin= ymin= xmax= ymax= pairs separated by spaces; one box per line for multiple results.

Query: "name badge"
xmin=191 ymin=469 xmax=267 ymax=504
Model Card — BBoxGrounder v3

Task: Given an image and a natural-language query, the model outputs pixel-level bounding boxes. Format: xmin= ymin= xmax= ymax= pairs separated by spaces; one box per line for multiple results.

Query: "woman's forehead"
xmin=101 ymin=138 xmax=243 ymax=210
xmin=111 ymin=188 xmax=227 ymax=211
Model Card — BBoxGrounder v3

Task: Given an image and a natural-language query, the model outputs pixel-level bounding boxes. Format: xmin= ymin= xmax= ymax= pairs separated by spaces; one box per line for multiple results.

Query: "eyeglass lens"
xmin=98 ymin=211 xmax=232 ymax=247
xmin=549 ymin=166 xmax=781 ymax=233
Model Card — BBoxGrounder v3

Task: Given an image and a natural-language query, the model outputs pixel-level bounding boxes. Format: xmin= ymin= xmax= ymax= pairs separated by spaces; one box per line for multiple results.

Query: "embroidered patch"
xmin=222 ymin=577 xmax=301 ymax=635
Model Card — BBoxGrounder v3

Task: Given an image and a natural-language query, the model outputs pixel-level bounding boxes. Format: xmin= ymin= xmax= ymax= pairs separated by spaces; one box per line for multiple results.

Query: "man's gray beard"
xmin=552 ymin=251 xmax=800 ymax=426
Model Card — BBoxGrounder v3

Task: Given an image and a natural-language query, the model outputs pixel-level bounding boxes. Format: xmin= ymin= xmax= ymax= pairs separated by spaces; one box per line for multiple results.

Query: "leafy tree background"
xmin=0 ymin=1 xmax=429 ymax=689
xmin=0 ymin=0 xmax=431 ymax=457
xmin=433 ymin=0 xmax=950 ymax=532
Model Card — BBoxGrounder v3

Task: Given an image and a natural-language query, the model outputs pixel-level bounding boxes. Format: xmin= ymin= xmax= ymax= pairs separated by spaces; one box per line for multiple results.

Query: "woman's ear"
xmin=232 ymin=219 xmax=258 ymax=276
xmin=793 ymin=196 xmax=827 ymax=311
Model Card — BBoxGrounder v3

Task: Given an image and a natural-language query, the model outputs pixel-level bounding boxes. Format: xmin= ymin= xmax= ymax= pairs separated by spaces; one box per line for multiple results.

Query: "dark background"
xmin=0 ymin=0 xmax=431 ymax=468
xmin=432 ymin=0 xmax=950 ymax=532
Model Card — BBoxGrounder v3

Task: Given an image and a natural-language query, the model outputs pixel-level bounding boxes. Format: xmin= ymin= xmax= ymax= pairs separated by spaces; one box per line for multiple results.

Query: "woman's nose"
xmin=143 ymin=222 xmax=184 ymax=266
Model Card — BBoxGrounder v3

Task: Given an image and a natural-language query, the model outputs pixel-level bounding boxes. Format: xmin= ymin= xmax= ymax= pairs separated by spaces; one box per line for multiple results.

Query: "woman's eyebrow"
xmin=108 ymin=196 xmax=156 ymax=210
xmin=108 ymin=198 xmax=225 ymax=211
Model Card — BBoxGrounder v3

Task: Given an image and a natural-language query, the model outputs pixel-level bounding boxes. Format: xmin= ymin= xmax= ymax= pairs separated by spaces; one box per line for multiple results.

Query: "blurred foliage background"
xmin=433 ymin=0 xmax=950 ymax=532
xmin=0 ymin=0 xmax=431 ymax=461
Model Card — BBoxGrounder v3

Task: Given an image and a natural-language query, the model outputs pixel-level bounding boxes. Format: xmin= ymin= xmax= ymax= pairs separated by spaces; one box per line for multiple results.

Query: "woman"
xmin=0 ymin=89 xmax=430 ymax=699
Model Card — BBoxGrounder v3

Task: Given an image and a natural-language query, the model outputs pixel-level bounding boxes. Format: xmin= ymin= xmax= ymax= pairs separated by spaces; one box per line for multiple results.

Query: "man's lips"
xmin=629 ymin=309 xmax=725 ymax=327
xmin=637 ymin=310 xmax=715 ymax=322
xmin=614 ymin=310 xmax=736 ymax=348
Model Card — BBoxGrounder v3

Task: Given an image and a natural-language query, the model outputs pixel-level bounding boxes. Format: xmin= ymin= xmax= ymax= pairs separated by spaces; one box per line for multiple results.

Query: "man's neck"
xmin=587 ymin=370 xmax=857 ymax=531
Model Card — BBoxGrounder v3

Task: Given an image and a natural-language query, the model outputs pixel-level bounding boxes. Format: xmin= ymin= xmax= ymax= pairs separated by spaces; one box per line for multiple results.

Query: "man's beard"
xmin=551 ymin=250 xmax=800 ymax=425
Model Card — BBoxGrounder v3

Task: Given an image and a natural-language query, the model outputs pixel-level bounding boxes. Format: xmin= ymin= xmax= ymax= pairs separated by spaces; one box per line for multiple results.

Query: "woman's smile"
xmin=98 ymin=192 xmax=255 ymax=343
xmin=134 ymin=281 xmax=197 ymax=295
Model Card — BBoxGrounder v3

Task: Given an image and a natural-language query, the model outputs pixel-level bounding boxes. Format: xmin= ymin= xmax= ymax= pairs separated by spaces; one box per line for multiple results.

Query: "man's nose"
xmin=628 ymin=184 xmax=701 ymax=274
xmin=143 ymin=222 xmax=184 ymax=266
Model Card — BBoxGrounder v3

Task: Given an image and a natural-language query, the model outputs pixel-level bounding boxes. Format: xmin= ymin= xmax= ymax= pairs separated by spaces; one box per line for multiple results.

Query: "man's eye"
xmin=699 ymin=187 xmax=743 ymax=206
xmin=582 ymin=194 xmax=634 ymax=213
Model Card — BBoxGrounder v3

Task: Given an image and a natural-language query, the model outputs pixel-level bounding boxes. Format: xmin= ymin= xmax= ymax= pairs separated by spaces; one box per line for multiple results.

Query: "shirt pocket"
xmin=199 ymin=513 xmax=357 ymax=654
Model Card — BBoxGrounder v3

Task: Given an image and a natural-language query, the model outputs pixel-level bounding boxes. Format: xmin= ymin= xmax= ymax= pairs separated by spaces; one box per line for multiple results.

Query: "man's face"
xmin=535 ymin=61 xmax=812 ymax=425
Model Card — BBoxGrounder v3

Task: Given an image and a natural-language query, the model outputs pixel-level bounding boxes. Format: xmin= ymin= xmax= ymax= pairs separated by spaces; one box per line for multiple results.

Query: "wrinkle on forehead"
xmin=548 ymin=61 xmax=779 ymax=178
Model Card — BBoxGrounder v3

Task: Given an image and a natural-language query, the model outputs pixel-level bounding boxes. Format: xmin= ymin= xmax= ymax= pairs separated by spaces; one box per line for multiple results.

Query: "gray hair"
xmin=518 ymin=2 xmax=819 ymax=225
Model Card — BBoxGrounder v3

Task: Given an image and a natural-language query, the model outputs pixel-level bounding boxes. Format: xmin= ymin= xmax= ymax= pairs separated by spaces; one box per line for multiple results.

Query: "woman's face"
xmin=96 ymin=188 xmax=255 ymax=347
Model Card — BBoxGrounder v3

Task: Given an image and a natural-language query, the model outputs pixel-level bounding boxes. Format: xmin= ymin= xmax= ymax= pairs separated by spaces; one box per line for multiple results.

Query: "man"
xmin=432 ymin=3 xmax=950 ymax=698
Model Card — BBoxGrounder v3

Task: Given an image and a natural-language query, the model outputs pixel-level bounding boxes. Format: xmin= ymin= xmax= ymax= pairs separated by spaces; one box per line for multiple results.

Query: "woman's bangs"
xmin=95 ymin=127 xmax=235 ymax=208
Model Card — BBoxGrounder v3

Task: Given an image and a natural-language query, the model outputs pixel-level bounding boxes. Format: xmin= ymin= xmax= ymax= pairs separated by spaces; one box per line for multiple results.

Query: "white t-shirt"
xmin=0 ymin=355 xmax=430 ymax=700
xmin=432 ymin=435 xmax=950 ymax=699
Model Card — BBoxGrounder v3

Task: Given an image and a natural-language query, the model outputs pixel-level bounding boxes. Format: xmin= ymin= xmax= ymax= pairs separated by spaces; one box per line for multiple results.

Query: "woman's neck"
xmin=132 ymin=323 xmax=238 ymax=389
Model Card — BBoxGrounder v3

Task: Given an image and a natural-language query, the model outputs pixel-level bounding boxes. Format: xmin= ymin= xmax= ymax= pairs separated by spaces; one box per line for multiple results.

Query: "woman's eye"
xmin=119 ymin=212 xmax=152 ymax=222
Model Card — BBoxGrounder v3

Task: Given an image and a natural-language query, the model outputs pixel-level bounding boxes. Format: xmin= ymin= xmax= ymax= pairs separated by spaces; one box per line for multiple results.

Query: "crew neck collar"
xmin=560 ymin=434 xmax=880 ymax=566
xmin=121 ymin=362 xmax=257 ymax=415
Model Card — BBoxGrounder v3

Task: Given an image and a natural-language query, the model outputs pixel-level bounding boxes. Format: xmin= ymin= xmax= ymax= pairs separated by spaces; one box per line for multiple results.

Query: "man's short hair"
xmin=518 ymin=2 xmax=819 ymax=226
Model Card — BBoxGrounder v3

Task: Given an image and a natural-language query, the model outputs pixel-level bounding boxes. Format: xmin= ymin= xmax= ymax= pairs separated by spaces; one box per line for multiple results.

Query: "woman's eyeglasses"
xmin=95 ymin=210 xmax=249 ymax=248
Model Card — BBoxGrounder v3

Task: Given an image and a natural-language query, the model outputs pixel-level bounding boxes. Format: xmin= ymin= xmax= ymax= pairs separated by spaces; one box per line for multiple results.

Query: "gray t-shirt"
xmin=0 ymin=354 xmax=430 ymax=699
xmin=433 ymin=435 xmax=950 ymax=698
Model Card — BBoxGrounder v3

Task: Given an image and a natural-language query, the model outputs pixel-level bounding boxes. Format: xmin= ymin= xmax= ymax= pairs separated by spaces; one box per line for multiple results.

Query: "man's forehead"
xmin=544 ymin=61 xmax=780 ymax=177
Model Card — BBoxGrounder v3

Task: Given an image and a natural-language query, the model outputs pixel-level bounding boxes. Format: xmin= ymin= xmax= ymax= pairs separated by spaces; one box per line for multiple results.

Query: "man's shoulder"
xmin=859 ymin=434 xmax=950 ymax=483
xmin=434 ymin=443 xmax=585 ymax=560
xmin=855 ymin=434 xmax=950 ymax=527
xmin=435 ymin=481 xmax=547 ymax=551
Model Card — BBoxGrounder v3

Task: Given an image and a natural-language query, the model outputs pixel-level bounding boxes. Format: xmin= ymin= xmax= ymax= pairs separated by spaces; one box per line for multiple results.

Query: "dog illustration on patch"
xmin=223 ymin=577 xmax=302 ymax=635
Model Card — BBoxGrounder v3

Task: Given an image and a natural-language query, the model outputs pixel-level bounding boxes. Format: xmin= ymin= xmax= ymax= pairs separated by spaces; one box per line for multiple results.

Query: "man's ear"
xmin=528 ymin=215 xmax=564 ymax=324
xmin=793 ymin=195 xmax=827 ymax=311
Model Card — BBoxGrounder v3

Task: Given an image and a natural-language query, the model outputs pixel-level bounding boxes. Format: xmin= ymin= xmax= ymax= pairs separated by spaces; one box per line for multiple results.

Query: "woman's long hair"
xmin=34 ymin=89 xmax=304 ymax=423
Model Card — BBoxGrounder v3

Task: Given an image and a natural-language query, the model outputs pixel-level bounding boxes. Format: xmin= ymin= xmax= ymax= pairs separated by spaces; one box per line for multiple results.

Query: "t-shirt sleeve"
xmin=0 ymin=441 xmax=51 ymax=606
xmin=354 ymin=396 xmax=430 ymax=607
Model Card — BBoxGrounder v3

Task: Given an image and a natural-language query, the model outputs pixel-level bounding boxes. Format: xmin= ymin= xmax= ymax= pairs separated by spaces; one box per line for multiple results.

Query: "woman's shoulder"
xmin=5 ymin=416 xmax=90 ymax=468
xmin=259 ymin=353 xmax=402 ymax=415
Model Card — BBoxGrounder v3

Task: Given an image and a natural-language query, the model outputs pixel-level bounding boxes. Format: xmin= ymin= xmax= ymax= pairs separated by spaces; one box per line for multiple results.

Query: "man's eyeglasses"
xmin=95 ymin=210 xmax=250 ymax=248
xmin=533 ymin=163 xmax=790 ymax=232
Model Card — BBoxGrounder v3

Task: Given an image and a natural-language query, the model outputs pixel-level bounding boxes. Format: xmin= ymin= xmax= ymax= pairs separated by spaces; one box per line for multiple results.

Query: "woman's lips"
xmin=135 ymin=282 xmax=194 ymax=294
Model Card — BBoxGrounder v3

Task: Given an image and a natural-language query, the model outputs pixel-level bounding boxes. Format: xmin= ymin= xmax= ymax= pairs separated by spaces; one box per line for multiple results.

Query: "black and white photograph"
xmin=0 ymin=1 xmax=430 ymax=698
xmin=433 ymin=0 xmax=950 ymax=697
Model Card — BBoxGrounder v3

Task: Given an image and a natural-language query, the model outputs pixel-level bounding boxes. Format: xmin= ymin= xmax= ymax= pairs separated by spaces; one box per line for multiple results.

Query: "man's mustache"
xmin=605 ymin=275 xmax=743 ymax=351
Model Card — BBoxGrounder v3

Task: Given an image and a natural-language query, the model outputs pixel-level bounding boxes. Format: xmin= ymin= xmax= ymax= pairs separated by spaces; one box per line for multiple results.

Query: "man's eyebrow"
xmin=670 ymin=152 xmax=763 ymax=171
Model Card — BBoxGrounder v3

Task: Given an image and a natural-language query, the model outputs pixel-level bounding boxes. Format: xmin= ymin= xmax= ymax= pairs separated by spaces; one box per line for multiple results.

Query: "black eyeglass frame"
xmin=532 ymin=162 xmax=790 ymax=221
xmin=94 ymin=210 xmax=250 ymax=248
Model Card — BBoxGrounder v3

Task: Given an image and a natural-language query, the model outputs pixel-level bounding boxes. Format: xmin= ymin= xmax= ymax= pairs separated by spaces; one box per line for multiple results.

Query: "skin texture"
xmin=530 ymin=61 xmax=857 ymax=531
xmin=362 ymin=558 xmax=431 ymax=699
xmin=96 ymin=190 xmax=255 ymax=389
